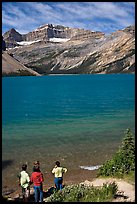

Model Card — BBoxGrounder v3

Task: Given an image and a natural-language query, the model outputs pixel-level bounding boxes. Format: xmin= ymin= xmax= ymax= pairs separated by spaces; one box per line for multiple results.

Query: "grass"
xmin=122 ymin=170 xmax=135 ymax=185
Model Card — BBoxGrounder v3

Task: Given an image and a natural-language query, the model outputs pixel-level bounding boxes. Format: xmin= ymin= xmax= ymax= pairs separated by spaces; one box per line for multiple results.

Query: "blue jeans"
xmin=33 ymin=184 xmax=43 ymax=202
xmin=54 ymin=177 xmax=63 ymax=190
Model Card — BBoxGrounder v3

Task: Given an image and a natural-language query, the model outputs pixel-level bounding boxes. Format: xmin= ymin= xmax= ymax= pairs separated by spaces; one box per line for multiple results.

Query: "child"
xmin=18 ymin=164 xmax=30 ymax=202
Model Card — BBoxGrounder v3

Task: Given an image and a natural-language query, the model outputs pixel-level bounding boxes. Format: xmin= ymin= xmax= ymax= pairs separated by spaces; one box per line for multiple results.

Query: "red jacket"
xmin=30 ymin=172 xmax=44 ymax=186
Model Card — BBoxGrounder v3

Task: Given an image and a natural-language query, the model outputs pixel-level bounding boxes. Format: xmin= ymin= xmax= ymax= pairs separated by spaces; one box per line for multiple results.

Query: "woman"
xmin=52 ymin=161 xmax=67 ymax=190
xmin=30 ymin=164 xmax=44 ymax=202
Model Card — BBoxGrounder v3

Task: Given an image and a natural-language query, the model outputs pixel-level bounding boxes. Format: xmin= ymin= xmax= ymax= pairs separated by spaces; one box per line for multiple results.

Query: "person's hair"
xmin=55 ymin=161 xmax=60 ymax=167
xmin=34 ymin=161 xmax=40 ymax=165
xmin=33 ymin=165 xmax=40 ymax=172
xmin=22 ymin=164 xmax=27 ymax=171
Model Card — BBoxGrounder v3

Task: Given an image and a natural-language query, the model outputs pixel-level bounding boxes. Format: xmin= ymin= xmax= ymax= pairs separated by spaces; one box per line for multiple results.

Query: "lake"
xmin=2 ymin=74 xmax=135 ymax=190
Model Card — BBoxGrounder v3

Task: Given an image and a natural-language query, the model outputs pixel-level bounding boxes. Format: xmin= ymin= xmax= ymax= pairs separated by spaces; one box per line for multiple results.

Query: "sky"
xmin=2 ymin=2 xmax=135 ymax=35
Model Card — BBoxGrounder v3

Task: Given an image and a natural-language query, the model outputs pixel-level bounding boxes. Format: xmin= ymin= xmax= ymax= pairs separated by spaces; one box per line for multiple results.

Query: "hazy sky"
xmin=2 ymin=2 xmax=135 ymax=35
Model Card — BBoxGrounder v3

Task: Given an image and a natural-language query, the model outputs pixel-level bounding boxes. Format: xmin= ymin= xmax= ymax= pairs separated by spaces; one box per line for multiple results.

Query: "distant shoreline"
xmin=2 ymin=72 xmax=135 ymax=77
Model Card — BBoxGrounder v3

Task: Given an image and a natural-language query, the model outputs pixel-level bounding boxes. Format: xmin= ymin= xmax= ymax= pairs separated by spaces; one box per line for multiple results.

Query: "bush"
xmin=46 ymin=182 xmax=118 ymax=202
xmin=98 ymin=128 xmax=135 ymax=177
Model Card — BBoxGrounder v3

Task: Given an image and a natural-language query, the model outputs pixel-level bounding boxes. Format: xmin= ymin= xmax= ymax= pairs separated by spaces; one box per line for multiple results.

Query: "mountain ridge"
xmin=2 ymin=24 xmax=135 ymax=76
xmin=3 ymin=23 xmax=105 ymax=48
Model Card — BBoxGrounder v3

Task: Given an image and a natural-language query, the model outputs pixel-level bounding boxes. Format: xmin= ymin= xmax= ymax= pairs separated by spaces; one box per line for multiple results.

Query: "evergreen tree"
xmin=98 ymin=128 xmax=135 ymax=177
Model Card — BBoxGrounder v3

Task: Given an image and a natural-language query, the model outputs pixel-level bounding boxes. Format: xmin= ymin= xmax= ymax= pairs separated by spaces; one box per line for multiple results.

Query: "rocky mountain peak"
xmin=9 ymin=28 xmax=16 ymax=33
xmin=123 ymin=25 xmax=135 ymax=35
xmin=3 ymin=28 xmax=23 ymax=48
xmin=4 ymin=28 xmax=22 ymax=39
xmin=3 ymin=24 xmax=105 ymax=48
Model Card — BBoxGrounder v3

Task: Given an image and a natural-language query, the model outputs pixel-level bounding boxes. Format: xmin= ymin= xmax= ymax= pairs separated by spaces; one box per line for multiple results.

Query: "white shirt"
xmin=20 ymin=170 xmax=30 ymax=188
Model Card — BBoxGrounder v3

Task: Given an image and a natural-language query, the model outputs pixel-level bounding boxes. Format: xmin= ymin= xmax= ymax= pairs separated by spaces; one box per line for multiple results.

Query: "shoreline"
xmin=2 ymin=168 xmax=98 ymax=199
xmin=3 ymin=171 xmax=135 ymax=202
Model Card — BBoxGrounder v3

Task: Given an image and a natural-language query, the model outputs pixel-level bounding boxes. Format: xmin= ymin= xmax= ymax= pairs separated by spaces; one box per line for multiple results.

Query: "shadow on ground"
xmin=2 ymin=160 xmax=13 ymax=170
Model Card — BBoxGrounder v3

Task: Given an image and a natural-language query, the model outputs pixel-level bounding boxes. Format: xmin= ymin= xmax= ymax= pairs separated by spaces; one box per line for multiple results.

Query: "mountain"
xmin=3 ymin=24 xmax=135 ymax=75
xmin=3 ymin=28 xmax=23 ymax=48
xmin=2 ymin=52 xmax=41 ymax=76
xmin=3 ymin=24 xmax=104 ymax=46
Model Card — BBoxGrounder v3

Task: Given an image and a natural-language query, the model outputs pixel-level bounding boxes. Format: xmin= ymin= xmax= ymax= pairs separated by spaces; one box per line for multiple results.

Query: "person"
xmin=30 ymin=164 xmax=44 ymax=202
xmin=52 ymin=161 xmax=67 ymax=190
xmin=18 ymin=164 xmax=30 ymax=202
xmin=33 ymin=160 xmax=40 ymax=172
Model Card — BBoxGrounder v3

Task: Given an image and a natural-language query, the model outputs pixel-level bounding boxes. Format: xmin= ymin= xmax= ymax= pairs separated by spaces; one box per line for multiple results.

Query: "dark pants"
xmin=22 ymin=186 xmax=30 ymax=201
xmin=54 ymin=177 xmax=63 ymax=190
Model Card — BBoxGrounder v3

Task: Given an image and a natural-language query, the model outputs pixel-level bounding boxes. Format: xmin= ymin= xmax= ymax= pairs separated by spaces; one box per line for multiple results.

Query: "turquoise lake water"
xmin=2 ymin=74 xmax=135 ymax=188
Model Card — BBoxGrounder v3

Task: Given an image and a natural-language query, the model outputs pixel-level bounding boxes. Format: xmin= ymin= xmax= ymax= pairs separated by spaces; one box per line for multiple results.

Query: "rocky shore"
xmin=2 ymin=172 xmax=135 ymax=202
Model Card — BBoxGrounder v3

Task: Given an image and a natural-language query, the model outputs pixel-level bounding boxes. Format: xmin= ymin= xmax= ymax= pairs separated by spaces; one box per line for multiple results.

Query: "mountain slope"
xmin=4 ymin=24 xmax=135 ymax=75
xmin=2 ymin=52 xmax=41 ymax=76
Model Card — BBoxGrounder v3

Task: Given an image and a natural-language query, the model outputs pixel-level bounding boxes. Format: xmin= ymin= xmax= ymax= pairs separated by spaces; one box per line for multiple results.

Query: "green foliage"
xmin=46 ymin=182 xmax=118 ymax=202
xmin=2 ymin=70 xmax=36 ymax=77
xmin=123 ymin=170 xmax=135 ymax=185
xmin=98 ymin=128 xmax=135 ymax=177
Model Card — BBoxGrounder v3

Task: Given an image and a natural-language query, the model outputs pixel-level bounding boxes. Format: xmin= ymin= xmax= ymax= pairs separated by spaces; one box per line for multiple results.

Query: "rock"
xmin=3 ymin=24 xmax=135 ymax=75
xmin=3 ymin=188 xmax=15 ymax=196
xmin=3 ymin=28 xmax=23 ymax=48
xmin=3 ymin=24 xmax=104 ymax=48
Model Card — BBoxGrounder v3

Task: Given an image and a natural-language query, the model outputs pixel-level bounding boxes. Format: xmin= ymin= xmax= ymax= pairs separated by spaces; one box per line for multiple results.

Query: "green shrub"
xmin=98 ymin=128 xmax=135 ymax=177
xmin=46 ymin=182 xmax=118 ymax=202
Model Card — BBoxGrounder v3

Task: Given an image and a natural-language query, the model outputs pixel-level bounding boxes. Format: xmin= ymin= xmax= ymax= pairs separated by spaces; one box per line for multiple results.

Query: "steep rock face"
xmin=70 ymin=30 xmax=104 ymax=41
xmin=3 ymin=28 xmax=23 ymax=48
xmin=122 ymin=25 xmax=135 ymax=35
xmin=3 ymin=24 xmax=104 ymax=46
xmin=4 ymin=25 xmax=135 ymax=75
xmin=25 ymin=24 xmax=74 ymax=41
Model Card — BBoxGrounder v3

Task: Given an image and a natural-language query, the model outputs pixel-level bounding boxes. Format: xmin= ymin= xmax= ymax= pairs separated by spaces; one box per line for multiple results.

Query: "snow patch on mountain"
xmin=48 ymin=38 xmax=70 ymax=43
xmin=17 ymin=40 xmax=41 ymax=45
